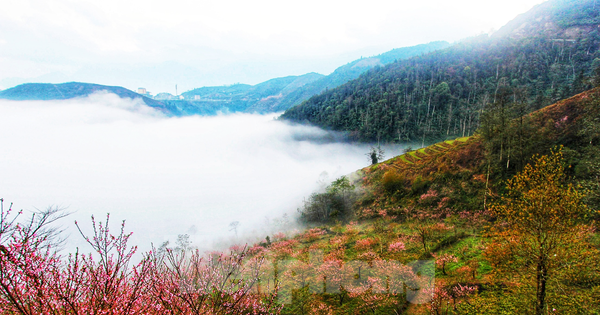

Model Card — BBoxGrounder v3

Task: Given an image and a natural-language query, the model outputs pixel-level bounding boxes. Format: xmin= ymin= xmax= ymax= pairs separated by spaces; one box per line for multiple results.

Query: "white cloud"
xmin=0 ymin=94 xmax=390 ymax=254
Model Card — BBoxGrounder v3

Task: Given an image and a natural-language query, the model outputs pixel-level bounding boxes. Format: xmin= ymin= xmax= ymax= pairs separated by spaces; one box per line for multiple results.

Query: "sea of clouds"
xmin=0 ymin=92 xmax=402 ymax=255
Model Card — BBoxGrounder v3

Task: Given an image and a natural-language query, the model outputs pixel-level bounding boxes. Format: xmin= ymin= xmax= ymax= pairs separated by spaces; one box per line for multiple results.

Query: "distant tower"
xmin=175 ymin=84 xmax=178 ymax=96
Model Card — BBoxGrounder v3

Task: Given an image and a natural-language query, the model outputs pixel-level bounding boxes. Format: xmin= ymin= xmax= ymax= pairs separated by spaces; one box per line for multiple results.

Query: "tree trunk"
xmin=536 ymin=259 xmax=548 ymax=315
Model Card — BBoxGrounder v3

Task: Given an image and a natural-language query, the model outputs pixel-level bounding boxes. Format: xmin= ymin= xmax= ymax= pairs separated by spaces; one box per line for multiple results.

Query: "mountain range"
xmin=281 ymin=0 xmax=600 ymax=144
xmin=2 ymin=0 xmax=598 ymax=146
xmin=141 ymin=41 xmax=450 ymax=115
xmin=0 ymin=82 xmax=168 ymax=110
xmin=0 ymin=42 xmax=449 ymax=116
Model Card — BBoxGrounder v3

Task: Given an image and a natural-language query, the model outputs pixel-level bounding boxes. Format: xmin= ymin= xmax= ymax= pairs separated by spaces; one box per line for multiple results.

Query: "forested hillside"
xmin=284 ymin=86 xmax=600 ymax=314
xmin=174 ymin=42 xmax=449 ymax=115
xmin=281 ymin=0 xmax=600 ymax=144
xmin=271 ymin=41 xmax=450 ymax=112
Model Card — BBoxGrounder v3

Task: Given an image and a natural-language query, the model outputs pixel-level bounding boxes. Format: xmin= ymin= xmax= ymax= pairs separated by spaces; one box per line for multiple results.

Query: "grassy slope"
xmin=255 ymin=88 xmax=600 ymax=314
xmin=259 ymin=136 xmax=488 ymax=314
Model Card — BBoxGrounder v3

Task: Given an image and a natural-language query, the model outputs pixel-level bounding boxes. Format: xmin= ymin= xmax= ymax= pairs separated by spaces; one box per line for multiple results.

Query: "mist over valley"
xmin=0 ymin=93 xmax=395 ymax=253
xmin=2 ymin=0 xmax=600 ymax=313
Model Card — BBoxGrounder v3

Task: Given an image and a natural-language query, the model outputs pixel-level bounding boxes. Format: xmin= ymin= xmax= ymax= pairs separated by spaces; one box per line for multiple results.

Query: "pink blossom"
xmin=419 ymin=189 xmax=439 ymax=202
xmin=355 ymin=238 xmax=376 ymax=250
xmin=388 ymin=241 xmax=406 ymax=252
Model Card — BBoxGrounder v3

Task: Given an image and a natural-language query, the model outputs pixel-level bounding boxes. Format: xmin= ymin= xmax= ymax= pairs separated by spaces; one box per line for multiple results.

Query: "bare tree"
xmin=229 ymin=221 xmax=240 ymax=238
xmin=367 ymin=146 xmax=385 ymax=165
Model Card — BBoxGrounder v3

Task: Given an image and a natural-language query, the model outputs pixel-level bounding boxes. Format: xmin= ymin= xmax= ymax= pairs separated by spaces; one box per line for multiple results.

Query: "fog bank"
xmin=0 ymin=93 xmax=398 ymax=253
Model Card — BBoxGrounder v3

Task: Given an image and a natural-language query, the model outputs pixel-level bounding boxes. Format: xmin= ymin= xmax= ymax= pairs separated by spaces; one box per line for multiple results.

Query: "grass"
xmin=399 ymin=155 xmax=413 ymax=164
xmin=408 ymin=151 xmax=422 ymax=160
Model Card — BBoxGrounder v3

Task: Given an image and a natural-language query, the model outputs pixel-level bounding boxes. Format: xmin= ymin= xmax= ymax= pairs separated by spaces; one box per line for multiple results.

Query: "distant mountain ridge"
xmin=179 ymin=73 xmax=325 ymax=114
xmin=0 ymin=82 xmax=170 ymax=111
xmin=0 ymin=42 xmax=450 ymax=116
xmin=176 ymin=41 xmax=449 ymax=114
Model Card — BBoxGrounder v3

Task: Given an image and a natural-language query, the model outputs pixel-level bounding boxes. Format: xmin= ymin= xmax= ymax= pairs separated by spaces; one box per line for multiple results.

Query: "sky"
xmin=0 ymin=94 xmax=400 ymax=254
xmin=0 ymin=0 xmax=547 ymax=94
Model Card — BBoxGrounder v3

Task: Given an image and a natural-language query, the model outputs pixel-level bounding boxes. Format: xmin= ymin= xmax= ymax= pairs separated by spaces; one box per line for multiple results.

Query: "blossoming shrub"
xmin=0 ymin=201 xmax=280 ymax=315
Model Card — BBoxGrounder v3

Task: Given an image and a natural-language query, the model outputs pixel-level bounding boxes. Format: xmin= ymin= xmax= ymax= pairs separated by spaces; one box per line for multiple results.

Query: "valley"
xmin=0 ymin=0 xmax=599 ymax=314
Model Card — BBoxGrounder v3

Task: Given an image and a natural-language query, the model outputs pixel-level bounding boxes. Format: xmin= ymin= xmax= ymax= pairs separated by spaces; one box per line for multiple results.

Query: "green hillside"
xmin=273 ymin=87 xmax=600 ymax=314
xmin=281 ymin=0 xmax=600 ymax=144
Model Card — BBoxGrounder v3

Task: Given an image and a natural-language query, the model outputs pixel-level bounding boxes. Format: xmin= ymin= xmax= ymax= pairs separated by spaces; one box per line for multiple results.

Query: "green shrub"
xmin=382 ymin=170 xmax=406 ymax=195
xmin=410 ymin=175 xmax=429 ymax=195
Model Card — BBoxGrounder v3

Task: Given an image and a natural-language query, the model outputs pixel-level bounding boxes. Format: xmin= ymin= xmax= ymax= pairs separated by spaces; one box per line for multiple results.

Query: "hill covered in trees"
xmin=270 ymin=41 xmax=450 ymax=112
xmin=171 ymin=42 xmax=449 ymax=115
xmin=281 ymin=0 xmax=600 ymax=144
xmin=284 ymin=86 xmax=600 ymax=314
xmin=0 ymin=82 xmax=172 ymax=112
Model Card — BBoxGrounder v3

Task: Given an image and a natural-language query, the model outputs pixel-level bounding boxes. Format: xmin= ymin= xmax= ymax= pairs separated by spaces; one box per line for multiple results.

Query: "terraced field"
xmin=381 ymin=137 xmax=471 ymax=168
